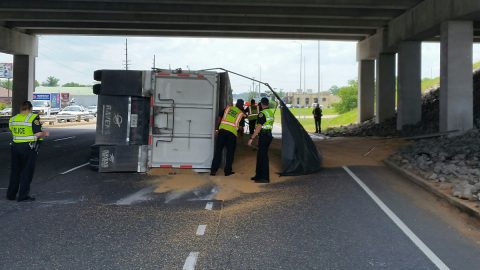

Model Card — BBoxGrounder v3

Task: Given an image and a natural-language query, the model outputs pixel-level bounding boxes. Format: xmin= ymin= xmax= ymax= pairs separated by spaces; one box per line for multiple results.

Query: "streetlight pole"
xmin=293 ymin=41 xmax=302 ymax=92
xmin=256 ymin=64 xmax=262 ymax=96
xmin=318 ymin=40 xmax=321 ymax=105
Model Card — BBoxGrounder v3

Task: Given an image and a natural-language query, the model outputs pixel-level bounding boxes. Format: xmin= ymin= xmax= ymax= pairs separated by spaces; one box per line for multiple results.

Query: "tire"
xmin=85 ymin=118 xmax=90 ymax=122
xmin=94 ymin=70 xmax=102 ymax=82
xmin=93 ymin=84 xmax=101 ymax=95
xmin=76 ymin=116 xmax=81 ymax=122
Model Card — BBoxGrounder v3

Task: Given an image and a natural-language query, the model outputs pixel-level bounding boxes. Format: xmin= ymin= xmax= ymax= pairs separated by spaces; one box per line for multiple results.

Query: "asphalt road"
xmin=1 ymin=126 xmax=480 ymax=269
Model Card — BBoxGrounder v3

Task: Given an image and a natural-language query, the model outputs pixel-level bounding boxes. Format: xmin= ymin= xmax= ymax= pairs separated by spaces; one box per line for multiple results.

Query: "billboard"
xmin=0 ymin=63 xmax=13 ymax=79
xmin=32 ymin=93 xmax=51 ymax=100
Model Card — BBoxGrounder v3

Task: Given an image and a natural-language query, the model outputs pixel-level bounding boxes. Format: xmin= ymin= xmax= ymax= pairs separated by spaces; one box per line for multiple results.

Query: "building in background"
xmin=0 ymin=87 xmax=12 ymax=104
xmin=284 ymin=91 xmax=340 ymax=108
xmin=35 ymin=86 xmax=96 ymax=107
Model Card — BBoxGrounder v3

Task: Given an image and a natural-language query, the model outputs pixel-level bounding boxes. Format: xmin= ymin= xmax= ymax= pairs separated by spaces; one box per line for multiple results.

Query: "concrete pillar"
xmin=375 ymin=53 xmax=396 ymax=123
xmin=12 ymin=55 xmax=35 ymax=115
xmin=440 ymin=21 xmax=474 ymax=132
xmin=358 ymin=60 xmax=375 ymax=122
xmin=397 ymin=42 xmax=422 ymax=130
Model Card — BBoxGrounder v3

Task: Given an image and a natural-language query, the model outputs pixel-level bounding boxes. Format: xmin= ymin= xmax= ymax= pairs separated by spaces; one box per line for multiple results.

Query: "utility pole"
xmin=152 ymin=54 xmax=156 ymax=69
xmin=123 ymin=38 xmax=130 ymax=70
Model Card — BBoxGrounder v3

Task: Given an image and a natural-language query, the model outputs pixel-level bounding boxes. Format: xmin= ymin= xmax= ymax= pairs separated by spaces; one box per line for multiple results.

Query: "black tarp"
xmin=276 ymin=97 xmax=322 ymax=176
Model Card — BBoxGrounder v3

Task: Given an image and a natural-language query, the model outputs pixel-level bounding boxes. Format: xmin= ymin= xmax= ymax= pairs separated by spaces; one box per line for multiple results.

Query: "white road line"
xmin=53 ymin=136 xmax=76 ymax=142
xmin=182 ymin=252 xmax=199 ymax=270
xmin=205 ymin=202 xmax=213 ymax=210
xmin=60 ymin=163 xmax=89 ymax=175
xmin=196 ymin=225 xmax=207 ymax=236
xmin=343 ymin=166 xmax=449 ymax=270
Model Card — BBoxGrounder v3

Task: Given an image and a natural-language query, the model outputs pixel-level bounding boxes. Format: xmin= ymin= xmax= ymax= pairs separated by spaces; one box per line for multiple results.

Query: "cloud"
xmin=1 ymin=37 xmax=479 ymax=93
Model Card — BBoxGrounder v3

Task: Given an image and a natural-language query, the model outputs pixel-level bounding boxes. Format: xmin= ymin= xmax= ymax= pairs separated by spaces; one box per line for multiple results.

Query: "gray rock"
xmin=453 ymin=183 xmax=476 ymax=200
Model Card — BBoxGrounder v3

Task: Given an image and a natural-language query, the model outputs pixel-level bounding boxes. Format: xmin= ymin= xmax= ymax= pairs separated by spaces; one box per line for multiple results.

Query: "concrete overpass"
xmin=0 ymin=0 xmax=479 ymax=132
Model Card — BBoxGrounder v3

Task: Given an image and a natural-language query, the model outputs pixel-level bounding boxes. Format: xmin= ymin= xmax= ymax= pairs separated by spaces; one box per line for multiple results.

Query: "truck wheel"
xmin=93 ymin=84 xmax=101 ymax=95
xmin=94 ymin=70 xmax=102 ymax=82
xmin=85 ymin=118 xmax=90 ymax=122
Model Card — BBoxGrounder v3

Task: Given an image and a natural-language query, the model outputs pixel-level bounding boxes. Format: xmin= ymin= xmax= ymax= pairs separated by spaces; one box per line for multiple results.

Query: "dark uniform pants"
xmin=255 ymin=131 xmax=273 ymax=181
xmin=248 ymin=119 xmax=256 ymax=135
xmin=7 ymin=142 xmax=38 ymax=200
xmin=315 ymin=117 xmax=322 ymax=133
xmin=211 ymin=129 xmax=237 ymax=175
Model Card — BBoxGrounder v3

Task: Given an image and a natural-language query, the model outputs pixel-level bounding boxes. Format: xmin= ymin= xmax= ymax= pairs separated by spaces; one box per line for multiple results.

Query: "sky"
xmin=0 ymin=36 xmax=479 ymax=94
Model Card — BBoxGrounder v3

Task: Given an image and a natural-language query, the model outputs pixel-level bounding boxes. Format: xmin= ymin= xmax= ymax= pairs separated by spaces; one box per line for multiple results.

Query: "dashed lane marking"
xmin=343 ymin=166 xmax=450 ymax=270
xmin=196 ymin=225 xmax=207 ymax=236
xmin=205 ymin=202 xmax=213 ymax=210
xmin=53 ymin=136 xmax=76 ymax=142
xmin=183 ymin=252 xmax=199 ymax=270
xmin=60 ymin=163 xmax=89 ymax=175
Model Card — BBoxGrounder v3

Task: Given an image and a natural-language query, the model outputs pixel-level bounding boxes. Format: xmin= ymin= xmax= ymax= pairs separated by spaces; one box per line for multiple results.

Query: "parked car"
xmin=0 ymin=108 xmax=12 ymax=116
xmin=56 ymin=105 xmax=93 ymax=122
xmin=86 ymin=105 xmax=97 ymax=117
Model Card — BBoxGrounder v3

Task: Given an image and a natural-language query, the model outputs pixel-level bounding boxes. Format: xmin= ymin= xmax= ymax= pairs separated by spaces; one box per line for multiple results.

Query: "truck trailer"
xmin=90 ymin=68 xmax=232 ymax=173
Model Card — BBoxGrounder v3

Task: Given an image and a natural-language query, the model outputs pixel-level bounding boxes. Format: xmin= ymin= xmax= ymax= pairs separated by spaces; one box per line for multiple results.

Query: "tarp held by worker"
xmin=202 ymin=68 xmax=322 ymax=176
xmin=273 ymin=92 xmax=322 ymax=176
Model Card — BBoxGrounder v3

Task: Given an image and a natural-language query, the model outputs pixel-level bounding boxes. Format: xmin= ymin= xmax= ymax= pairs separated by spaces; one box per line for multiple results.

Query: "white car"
xmin=86 ymin=105 xmax=97 ymax=117
xmin=57 ymin=105 xmax=93 ymax=122
xmin=0 ymin=108 xmax=12 ymax=116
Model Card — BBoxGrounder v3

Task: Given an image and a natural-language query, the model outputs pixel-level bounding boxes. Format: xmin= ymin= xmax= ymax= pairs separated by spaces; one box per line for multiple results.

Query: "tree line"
xmin=0 ymin=76 xmax=90 ymax=89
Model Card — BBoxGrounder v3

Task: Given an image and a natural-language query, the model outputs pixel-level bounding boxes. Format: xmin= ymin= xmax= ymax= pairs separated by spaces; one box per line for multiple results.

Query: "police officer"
xmin=312 ymin=104 xmax=323 ymax=133
xmin=247 ymin=99 xmax=259 ymax=135
xmin=248 ymin=97 xmax=274 ymax=183
xmin=210 ymin=99 xmax=245 ymax=176
xmin=7 ymin=101 xmax=49 ymax=202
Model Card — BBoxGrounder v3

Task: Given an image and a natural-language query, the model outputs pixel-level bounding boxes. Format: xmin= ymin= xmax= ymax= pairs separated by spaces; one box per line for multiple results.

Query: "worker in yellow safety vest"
xmin=210 ymin=99 xmax=245 ymax=176
xmin=248 ymin=97 xmax=275 ymax=183
xmin=7 ymin=101 xmax=49 ymax=202
xmin=247 ymin=99 xmax=259 ymax=135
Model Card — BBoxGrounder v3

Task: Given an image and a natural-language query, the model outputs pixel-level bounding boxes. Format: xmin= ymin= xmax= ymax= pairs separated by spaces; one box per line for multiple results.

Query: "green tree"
xmin=332 ymin=80 xmax=358 ymax=114
xmin=42 ymin=76 xmax=60 ymax=87
xmin=35 ymin=80 xmax=40 ymax=87
xmin=62 ymin=82 xmax=85 ymax=87
xmin=329 ymin=85 xmax=340 ymax=95
xmin=0 ymin=79 xmax=12 ymax=90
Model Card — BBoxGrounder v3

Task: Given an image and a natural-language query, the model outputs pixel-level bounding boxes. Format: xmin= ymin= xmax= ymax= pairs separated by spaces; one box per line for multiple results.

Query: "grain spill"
xmin=149 ymin=137 xmax=289 ymax=201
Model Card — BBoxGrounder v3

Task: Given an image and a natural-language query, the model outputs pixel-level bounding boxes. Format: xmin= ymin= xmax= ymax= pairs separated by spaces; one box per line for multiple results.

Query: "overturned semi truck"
xmin=89 ymin=69 xmax=233 ymax=173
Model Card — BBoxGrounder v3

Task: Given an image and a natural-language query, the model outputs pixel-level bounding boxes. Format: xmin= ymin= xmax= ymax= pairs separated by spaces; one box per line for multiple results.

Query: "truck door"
xmin=151 ymin=72 xmax=217 ymax=170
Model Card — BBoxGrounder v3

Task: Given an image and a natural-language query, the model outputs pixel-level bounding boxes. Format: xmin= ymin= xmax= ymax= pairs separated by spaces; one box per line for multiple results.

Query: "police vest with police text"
xmin=9 ymin=113 xmax=40 ymax=143
xmin=219 ymin=106 xmax=244 ymax=136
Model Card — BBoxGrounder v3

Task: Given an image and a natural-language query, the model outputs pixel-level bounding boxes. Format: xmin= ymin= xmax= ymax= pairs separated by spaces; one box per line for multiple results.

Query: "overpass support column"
xmin=440 ymin=21 xmax=474 ymax=132
xmin=375 ymin=53 xmax=396 ymax=124
xmin=397 ymin=42 xmax=421 ymax=130
xmin=12 ymin=55 xmax=35 ymax=115
xmin=358 ymin=60 xmax=375 ymax=122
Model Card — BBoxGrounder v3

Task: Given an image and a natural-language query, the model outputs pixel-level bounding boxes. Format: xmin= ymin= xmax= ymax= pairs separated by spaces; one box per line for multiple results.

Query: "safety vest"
xmin=261 ymin=109 xmax=275 ymax=131
xmin=219 ymin=106 xmax=244 ymax=136
xmin=9 ymin=113 xmax=40 ymax=143
xmin=248 ymin=105 xmax=259 ymax=121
